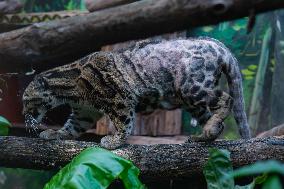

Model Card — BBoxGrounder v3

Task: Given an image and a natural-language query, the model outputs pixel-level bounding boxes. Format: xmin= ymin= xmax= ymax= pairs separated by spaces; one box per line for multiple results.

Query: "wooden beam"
xmin=0 ymin=0 xmax=284 ymax=73
xmin=0 ymin=136 xmax=283 ymax=180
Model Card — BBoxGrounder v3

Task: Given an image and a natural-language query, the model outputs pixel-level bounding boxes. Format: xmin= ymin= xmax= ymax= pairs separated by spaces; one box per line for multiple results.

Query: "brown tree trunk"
xmin=0 ymin=136 xmax=283 ymax=180
xmin=0 ymin=0 xmax=284 ymax=73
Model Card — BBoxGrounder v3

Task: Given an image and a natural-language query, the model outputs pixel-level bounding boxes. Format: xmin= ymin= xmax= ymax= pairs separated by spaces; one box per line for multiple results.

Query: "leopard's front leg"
xmin=39 ymin=109 xmax=95 ymax=140
xmin=100 ymin=110 xmax=135 ymax=150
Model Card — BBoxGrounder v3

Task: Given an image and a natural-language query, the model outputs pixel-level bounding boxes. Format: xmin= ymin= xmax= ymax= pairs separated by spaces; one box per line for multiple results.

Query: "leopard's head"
xmin=22 ymin=75 xmax=56 ymax=124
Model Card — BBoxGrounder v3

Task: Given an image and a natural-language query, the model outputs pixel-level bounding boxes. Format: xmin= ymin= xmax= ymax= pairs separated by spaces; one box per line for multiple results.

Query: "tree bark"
xmin=0 ymin=0 xmax=22 ymax=15
xmin=85 ymin=0 xmax=138 ymax=12
xmin=257 ymin=124 xmax=284 ymax=138
xmin=0 ymin=11 xmax=87 ymax=33
xmin=0 ymin=0 xmax=284 ymax=73
xmin=0 ymin=136 xmax=283 ymax=180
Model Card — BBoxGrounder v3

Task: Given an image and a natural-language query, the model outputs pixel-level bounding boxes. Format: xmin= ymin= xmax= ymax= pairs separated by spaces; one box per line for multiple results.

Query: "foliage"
xmin=23 ymin=0 xmax=85 ymax=12
xmin=227 ymin=160 xmax=284 ymax=178
xmin=0 ymin=116 xmax=11 ymax=136
xmin=203 ymin=149 xmax=235 ymax=189
xmin=204 ymin=148 xmax=284 ymax=189
xmin=0 ymin=168 xmax=53 ymax=189
xmin=44 ymin=147 xmax=145 ymax=189
xmin=241 ymin=65 xmax=258 ymax=80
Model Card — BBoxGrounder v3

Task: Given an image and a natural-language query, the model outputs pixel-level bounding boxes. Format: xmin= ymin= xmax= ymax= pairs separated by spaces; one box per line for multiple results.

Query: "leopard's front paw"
xmin=39 ymin=129 xmax=73 ymax=140
xmin=100 ymin=135 xmax=125 ymax=150
xmin=187 ymin=134 xmax=211 ymax=143
xmin=39 ymin=129 xmax=59 ymax=140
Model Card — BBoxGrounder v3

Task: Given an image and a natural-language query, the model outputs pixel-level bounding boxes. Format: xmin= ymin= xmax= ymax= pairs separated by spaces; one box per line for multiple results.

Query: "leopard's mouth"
xmin=24 ymin=111 xmax=45 ymax=126
xmin=41 ymin=104 xmax=72 ymax=126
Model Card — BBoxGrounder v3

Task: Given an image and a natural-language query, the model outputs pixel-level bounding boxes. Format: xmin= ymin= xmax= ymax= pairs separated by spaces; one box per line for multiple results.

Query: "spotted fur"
xmin=22 ymin=37 xmax=251 ymax=149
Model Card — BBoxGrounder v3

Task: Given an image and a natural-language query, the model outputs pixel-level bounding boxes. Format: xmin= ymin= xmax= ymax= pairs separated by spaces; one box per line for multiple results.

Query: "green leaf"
xmin=232 ymin=23 xmax=246 ymax=31
xmin=226 ymin=160 xmax=284 ymax=180
xmin=44 ymin=147 xmax=145 ymax=189
xmin=0 ymin=116 xmax=11 ymax=136
xmin=262 ymin=175 xmax=282 ymax=189
xmin=248 ymin=65 xmax=258 ymax=71
xmin=255 ymin=174 xmax=268 ymax=184
xmin=241 ymin=69 xmax=255 ymax=76
xmin=202 ymin=26 xmax=214 ymax=32
xmin=244 ymin=76 xmax=254 ymax=80
xmin=203 ymin=148 xmax=235 ymax=189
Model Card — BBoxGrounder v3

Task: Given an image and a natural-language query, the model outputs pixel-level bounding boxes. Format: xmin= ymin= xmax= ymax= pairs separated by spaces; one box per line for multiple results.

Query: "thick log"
xmin=0 ymin=136 xmax=283 ymax=180
xmin=0 ymin=11 xmax=88 ymax=33
xmin=257 ymin=124 xmax=284 ymax=138
xmin=0 ymin=0 xmax=284 ymax=73
xmin=85 ymin=0 xmax=137 ymax=12
xmin=0 ymin=0 xmax=22 ymax=15
xmin=0 ymin=11 xmax=88 ymax=24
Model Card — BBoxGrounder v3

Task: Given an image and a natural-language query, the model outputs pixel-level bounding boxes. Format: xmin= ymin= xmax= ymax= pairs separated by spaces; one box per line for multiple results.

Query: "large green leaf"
xmin=224 ymin=160 xmax=284 ymax=189
xmin=204 ymin=148 xmax=261 ymax=189
xmin=203 ymin=148 xmax=235 ymax=189
xmin=44 ymin=147 xmax=145 ymax=189
xmin=262 ymin=175 xmax=282 ymax=189
xmin=0 ymin=116 xmax=11 ymax=136
xmin=226 ymin=160 xmax=284 ymax=179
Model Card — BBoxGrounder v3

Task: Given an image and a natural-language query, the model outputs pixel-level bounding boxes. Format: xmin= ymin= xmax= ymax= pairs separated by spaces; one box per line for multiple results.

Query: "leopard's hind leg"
xmin=190 ymin=90 xmax=233 ymax=142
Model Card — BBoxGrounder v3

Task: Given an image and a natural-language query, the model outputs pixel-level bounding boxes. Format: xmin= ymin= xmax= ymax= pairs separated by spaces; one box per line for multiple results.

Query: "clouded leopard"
xmin=22 ymin=37 xmax=251 ymax=149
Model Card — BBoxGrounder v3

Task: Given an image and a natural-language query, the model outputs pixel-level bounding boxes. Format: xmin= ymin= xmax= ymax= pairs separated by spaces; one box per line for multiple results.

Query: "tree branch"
xmin=0 ymin=136 xmax=283 ymax=180
xmin=0 ymin=0 xmax=284 ymax=73
xmin=85 ymin=0 xmax=138 ymax=12
xmin=0 ymin=0 xmax=22 ymax=15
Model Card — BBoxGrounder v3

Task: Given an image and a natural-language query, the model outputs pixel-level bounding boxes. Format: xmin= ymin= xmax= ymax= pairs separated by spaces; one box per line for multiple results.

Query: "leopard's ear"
xmin=34 ymin=75 xmax=48 ymax=89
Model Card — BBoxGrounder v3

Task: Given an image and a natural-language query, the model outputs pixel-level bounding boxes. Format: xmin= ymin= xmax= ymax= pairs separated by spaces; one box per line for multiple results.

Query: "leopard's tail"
xmin=222 ymin=54 xmax=251 ymax=139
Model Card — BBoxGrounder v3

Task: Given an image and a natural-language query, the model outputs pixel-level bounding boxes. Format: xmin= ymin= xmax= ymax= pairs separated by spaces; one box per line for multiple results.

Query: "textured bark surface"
xmin=0 ymin=0 xmax=22 ymax=15
xmin=257 ymin=124 xmax=284 ymax=138
xmin=85 ymin=0 xmax=137 ymax=12
xmin=0 ymin=0 xmax=284 ymax=73
xmin=0 ymin=136 xmax=283 ymax=180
